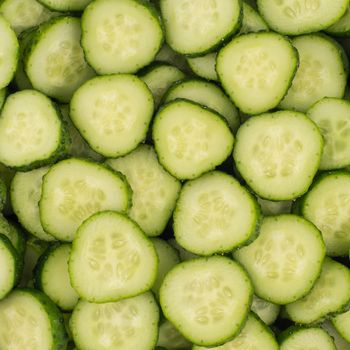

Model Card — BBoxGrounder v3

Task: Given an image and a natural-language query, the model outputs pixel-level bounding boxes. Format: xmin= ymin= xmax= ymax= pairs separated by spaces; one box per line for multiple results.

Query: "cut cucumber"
xmin=156 ymin=319 xmax=192 ymax=350
xmin=239 ymin=1 xmax=269 ymax=35
xmin=326 ymin=5 xmax=350 ymax=36
xmin=217 ymin=32 xmax=298 ymax=115
xmin=187 ymin=53 xmax=218 ymax=81
xmin=70 ymin=74 xmax=154 ymax=157
xmin=234 ymin=215 xmax=325 ymax=304
xmin=251 ymin=295 xmax=280 ymax=326
xmin=153 ymin=99 xmax=234 ymax=180
xmin=233 ymin=110 xmax=323 ymax=200
xmin=333 ymin=309 xmax=350 ymax=344
xmin=159 ymin=256 xmax=253 ymax=347
xmin=322 ymin=321 xmax=350 ymax=350
xmin=38 ymin=0 xmax=92 ymax=11
xmin=39 ymin=158 xmax=131 ymax=241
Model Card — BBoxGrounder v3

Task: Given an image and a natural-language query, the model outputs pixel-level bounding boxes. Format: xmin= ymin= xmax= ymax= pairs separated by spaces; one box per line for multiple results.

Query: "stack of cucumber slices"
xmin=1 ymin=0 xmax=350 ymax=349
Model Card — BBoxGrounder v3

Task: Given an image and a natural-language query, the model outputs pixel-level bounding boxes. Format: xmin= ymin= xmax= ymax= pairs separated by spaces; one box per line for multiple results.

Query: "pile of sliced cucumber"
xmin=1 ymin=0 xmax=350 ymax=349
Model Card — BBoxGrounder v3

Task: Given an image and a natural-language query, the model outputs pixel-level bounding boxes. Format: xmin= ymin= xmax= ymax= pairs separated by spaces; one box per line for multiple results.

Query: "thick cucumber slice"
xmin=70 ymin=74 xmax=154 ymax=157
xmin=157 ymin=319 xmax=192 ymax=350
xmin=239 ymin=1 xmax=269 ymax=35
xmin=285 ymin=258 xmax=350 ymax=324
xmin=280 ymin=327 xmax=336 ymax=350
xmin=322 ymin=321 xmax=350 ymax=350
xmin=234 ymin=215 xmax=326 ymax=304
xmin=70 ymin=292 xmax=159 ymax=350
xmin=159 ymin=256 xmax=253 ymax=347
xmin=107 ymin=145 xmax=181 ymax=237
xmin=81 ymin=0 xmax=163 ymax=74
xmin=301 ymin=172 xmax=350 ymax=256
xmin=0 ymin=90 xmax=68 ymax=170
xmin=326 ymin=5 xmax=350 ymax=36
xmin=153 ymin=99 xmax=234 ymax=180
xmin=257 ymin=0 xmax=349 ymax=35
xmin=39 ymin=158 xmax=131 ymax=241
xmin=217 ymin=32 xmax=298 ymax=115
xmin=69 ymin=211 xmax=158 ymax=302
xmin=164 ymin=79 xmax=240 ymax=133
xmin=333 ymin=310 xmax=350 ymax=344
xmin=160 ymin=0 xmax=242 ymax=56
xmin=251 ymin=295 xmax=280 ymax=326
xmin=34 ymin=243 xmax=79 ymax=311
xmin=193 ymin=313 xmax=278 ymax=350
xmin=25 ymin=17 xmax=95 ymax=103
xmin=11 ymin=166 xmax=55 ymax=241
xmin=307 ymin=98 xmax=350 ymax=170
xmin=174 ymin=171 xmax=260 ymax=256
xmin=140 ymin=62 xmax=185 ymax=108
xmin=280 ymin=34 xmax=348 ymax=112
xmin=233 ymin=110 xmax=323 ymax=200
xmin=187 ymin=53 xmax=218 ymax=81
xmin=0 ymin=288 xmax=68 ymax=350
xmin=38 ymin=0 xmax=92 ymax=11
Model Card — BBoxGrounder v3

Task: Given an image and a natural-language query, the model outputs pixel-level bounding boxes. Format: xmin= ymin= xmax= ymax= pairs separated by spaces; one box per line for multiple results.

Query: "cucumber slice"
xmin=0 ymin=288 xmax=68 ymax=350
xmin=152 ymin=99 xmax=234 ymax=180
xmin=174 ymin=171 xmax=260 ymax=255
xmin=333 ymin=310 xmax=350 ymax=344
xmin=106 ymin=145 xmax=181 ymax=237
xmin=70 ymin=292 xmax=159 ymax=350
xmin=326 ymin=5 xmax=350 ymax=36
xmin=234 ymin=215 xmax=326 ymax=304
xmin=70 ymin=74 xmax=154 ymax=157
xmin=25 ymin=16 xmax=95 ymax=103
xmin=34 ymin=243 xmax=79 ymax=311
xmin=39 ymin=158 xmax=131 ymax=241
xmin=69 ymin=211 xmax=158 ymax=302
xmin=251 ymin=295 xmax=280 ymax=326
xmin=285 ymin=258 xmax=350 ymax=324
xmin=156 ymin=319 xmax=192 ymax=350
xmin=0 ymin=90 xmax=68 ymax=170
xmin=233 ymin=110 xmax=323 ymax=200
xmin=81 ymin=0 xmax=163 ymax=74
xmin=159 ymin=256 xmax=253 ymax=347
xmin=193 ymin=313 xmax=278 ymax=350
xmin=279 ymin=327 xmax=336 ymax=350
xmin=322 ymin=321 xmax=350 ymax=350
xmin=38 ymin=0 xmax=92 ymax=11
xmin=307 ymin=98 xmax=350 ymax=170
xmin=301 ymin=171 xmax=350 ymax=256
xmin=280 ymin=34 xmax=348 ymax=112
xmin=160 ymin=0 xmax=242 ymax=56
xmin=187 ymin=53 xmax=218 ymax=81
xmin=257 ymin=0 xmax=349 ymax=35
xmin=239 ymin=1 xmax=269 ymax=35
xmin=217 ymin=32 xmax=298 ymax=115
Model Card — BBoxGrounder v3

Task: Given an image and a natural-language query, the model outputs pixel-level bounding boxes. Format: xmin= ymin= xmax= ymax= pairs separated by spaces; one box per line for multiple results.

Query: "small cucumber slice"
xmin=187 ymin=53 xmax=218 ymax=81
xmin=251 ymin=295 xmax=280 ymax=326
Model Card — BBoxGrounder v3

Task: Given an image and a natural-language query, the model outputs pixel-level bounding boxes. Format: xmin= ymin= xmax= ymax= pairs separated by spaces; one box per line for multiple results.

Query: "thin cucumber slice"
xmin=69 ymin=211 xmax=158 ymax=303
xmin=174 ymin=171 xmax=260 ymax=256
xmin=164 ymin=79 xmax=240 ymax=133
xmin=0 ymin=288 xmax=68 ymax=350
xmin=34 ymin=243 xmax=79 ymax=311
xmin=11 ymin=166 xmax=55 ymax=241
xmin=251 ymin=295 xmax=280 ymax=326
xmin=279 ymin=327 xmax=336 ymax=350
xmin=106 ymin=145 xmax=181 ymax=237
xmin=38 ymin=0 xmax=92 ymax=11
xmin=257 ymin=0 xmax=349 ymax=35
xmin=285 ymin=258 xmax=350 ymax=324
xmin=301 ymin=172 xmax=350 ymax=256
xmin=25 ymin=16 xmax=95 ymax=103
xmin=234 ymin=215 xmax=326 ymax=304
xmin=81 ymin=0 xmax=163 ymax=74
xmin=333 ymin=310 xmax=350 ymax=344
xmin=140 ymin=62 xmax=185 ymax=108
xmin=257 ymin=198 xmax=292 ymax=216
xmin=322 ymin=321 xmax=350 ymax=350
xmin=157 ymin=319 xmax=192 ymax=350
xmin=187 ymin=53 xmax=218 ymax=81
xmin=0 ymin=90 xmax=68 ymax=170
xmin=217 ymin=32 xmax=298 ymax=115
xmin=39 ymin=158 xmax=131 ymax=241
xmin=307 ymin=98 xmax=350 ymax=170
xmin=280 ymin=34 xmax=348 ymax=112
xmin=193 ymin=313 xmax=278 ymax=350
xmin=153 ymin=99 xmax=234 ymax=180
xmin=326 ymin=5 xmax=350 ymax=36
xmin=70 ymin=74 xmax=154 ymax=157
xmin=0 ymin=15 xmax=19 ymax=90
xmin=70 ymin=292 xmax=159 ymax=350
xmin=239 ymin=1 xmax=269 ymax=35
xmin=160 ymin=0 xmax=242 ymax=56
xmin=159 ymin=256 xmax=253 ymax=347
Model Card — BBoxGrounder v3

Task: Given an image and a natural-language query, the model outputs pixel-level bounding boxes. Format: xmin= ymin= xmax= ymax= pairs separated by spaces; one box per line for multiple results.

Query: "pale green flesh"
xmin=239 ymin=2 xmax=268 ymax=35
xmin=257 ymin=197 xmax=292 ymax=216
xmin=234 ymin=215 xmax=325 ymax=304
xmin=285 ymin=258 xmax=350 ymax=324
xmin=107 ymin=145 xmax=181 ymax=237
xmin=302 ymin=173 xmax=350 ymax=256
xmin=0 ymin=238 xmax=16 ymax=299
xmin=70 ymin=292 xmax=159 ymax=350
xmin=193 ymin=313 xmax=278 ymax=350
xmin=159 ymin=256 xmax=252 ymax=346
xmin=280 ymin=35 xmax=347 ymax=112
xmin=322 ymin=321 xmax=350 ymax=350
xmin=326 ymin=4 xmax=350 ymax=35
xmin=156 ymin=320 xmax=192 ymax=349
xmin=174 ymin=171 xmax=259 ymax=255
xmin=38 ymin=0 xmax=92 ymax=11
xmin=187 ymin=53 xmax=218 ymax=81
xmin=333 ymin=309 xmax=350 ymax=343
xmin=251 ymin=295 xmax=280 ymax=326
xmin=69 ymin=211 xmax=158 ymax=302
xmin=307 ymin=98 xmax=350 ymax=170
